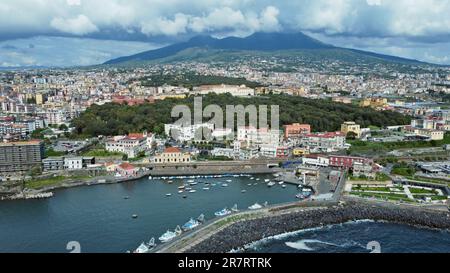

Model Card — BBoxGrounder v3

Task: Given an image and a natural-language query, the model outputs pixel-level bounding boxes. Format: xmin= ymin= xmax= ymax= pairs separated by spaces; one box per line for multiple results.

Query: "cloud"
xmin=50 ymin=14 xmax=98 ymax=35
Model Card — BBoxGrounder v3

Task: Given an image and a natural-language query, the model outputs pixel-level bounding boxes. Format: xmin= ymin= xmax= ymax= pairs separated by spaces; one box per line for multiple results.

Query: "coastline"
xmin=185 ymin=200 xmax=450 ymax=253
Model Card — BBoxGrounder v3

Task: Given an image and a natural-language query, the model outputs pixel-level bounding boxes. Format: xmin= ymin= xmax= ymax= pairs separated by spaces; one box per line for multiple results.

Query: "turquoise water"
xmin=0 ymin=174 xmax=299 ymax=253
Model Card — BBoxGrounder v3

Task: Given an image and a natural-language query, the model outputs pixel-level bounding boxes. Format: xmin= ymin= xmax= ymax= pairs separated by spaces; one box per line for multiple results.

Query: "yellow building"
xmin=341 ymin=121 xmax=361 ymax=138
xmin=359 ymin=98 xmax=388 ymax=108
xmin=293 ymin=148 xmax=310 ymax=156
xmin=152 ymin=147 xmax=191 ymax=164
xmin=35 ymin=93 xmax=45 ymax=105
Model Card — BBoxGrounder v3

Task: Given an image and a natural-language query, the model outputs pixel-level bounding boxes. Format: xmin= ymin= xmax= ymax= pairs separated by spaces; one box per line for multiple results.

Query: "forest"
xmin=71 ymin=93 xmax=411 ymax=137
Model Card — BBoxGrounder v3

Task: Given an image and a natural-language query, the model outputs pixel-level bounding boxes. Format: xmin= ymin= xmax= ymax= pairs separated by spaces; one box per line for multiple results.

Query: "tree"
xmin=59 ymin=124 xmax=68 ymax=131
xmin=346 ymin=131 xmax=358 ymax=140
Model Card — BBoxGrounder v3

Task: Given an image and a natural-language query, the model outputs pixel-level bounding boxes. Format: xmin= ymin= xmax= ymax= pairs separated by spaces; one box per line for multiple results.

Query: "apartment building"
xmin=283 ymin=123 xmax=311 ymax=139
xmin=105 ymin=134 xmax=148 ymax=158
xmin=152 ymin=147 xmax=191 ymax=164
xmin=0 ymin=140 xmax=44 ymax=172
xmin=299 ymin=132 xmax=346 ymax=153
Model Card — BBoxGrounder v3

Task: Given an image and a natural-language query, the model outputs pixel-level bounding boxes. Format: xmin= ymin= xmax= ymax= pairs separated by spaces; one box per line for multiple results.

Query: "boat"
xmin=214 ymin=208 xmax=232 ymax=217
xmin=185 ymin=187 xmax=192 ymax=191
xmin=263 ymin=201 xmax=269 ymax=207
xmin=178 ymin=190 xmax=184 ymax=194
xmin=250 ymin=177 xmax=254 ymax=180
xmin=175 ymin=225 xmax=182 ymax=235
xmin=222 ymin=183 xmax=228 ymax=187
xmin=278 ymin=181 xmax=284 ymax=185
xmin=159 ymin=230 xmax=177 ymax=243
xmin=256 ymin=178 xmax=260 ymax=181
xmin=197 ymin=214 xmax=205 ymax=223
xmin=182 ymin=218 xmax=200 ymax=231
xmin=124 ymin=196 xmax=130 ymax=200
xmin=187 ymin=180 xmax=195 ymax=183
xmin=231 ymin=204 xmax=239 ymax=212
xmin=296 ymin=194 xmax=305 ymax=199
xmin=267 ymin=182 xmax=276 ymax=187
xmin=203 ymin=187 xmax=210 ymax=190
xmin=132 ymin=214 xmax=138 ymax=219
xmin=247 ymin=183 xmax=252 ymax=186
xmin=167 ymin=180 xmax=173 ymax=184
xmin=248 ymin=203 xmax=263 ymax=210
xmin=178 ymin=186 xmax=186 ymax=190
xmin=282 ymin=185 xmax=287 ymax=188
xmin=148 ymin=176 xmax=152 ymax=180
xmin=189 ymin=190 xmax=196 ymax=193
xmin=133 ymin=242 xmax=150 ymax=253
xmin=253 ymin=183 xmax=258 ymax=186
xmin=264 ymin=179 xmax=270 ymax=182
xmin=241 ymin=190 xmax=246 ymax=193
xmin=182 ymin=195 xmax=187 ymax=198
xmin=166 ymin=193 xmax=172 ymax=197
xmin=226 ymin=180 xmax=232 ymax=182
xmin=189 ymin=182 xmax=198 ymax=186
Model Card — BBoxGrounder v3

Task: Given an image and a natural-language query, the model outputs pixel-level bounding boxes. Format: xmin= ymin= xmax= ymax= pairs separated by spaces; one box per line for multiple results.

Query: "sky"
xmin=0 ymin=0 xmax=450 ymax=67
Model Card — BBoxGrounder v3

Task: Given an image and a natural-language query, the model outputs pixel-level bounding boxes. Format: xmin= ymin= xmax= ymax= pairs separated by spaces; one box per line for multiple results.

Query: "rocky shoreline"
xmin=187 ymin=201 xmax=450 ymax=253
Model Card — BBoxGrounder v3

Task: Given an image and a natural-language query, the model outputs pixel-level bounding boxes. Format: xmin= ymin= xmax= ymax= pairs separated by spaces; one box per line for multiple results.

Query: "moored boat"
xmin=182 ymin=218 xmax=200 ymax=231
xmin=248 ymin=203 xmax=263 ymax=210
xmin=214 ymin=208 xmax=232 ymax=217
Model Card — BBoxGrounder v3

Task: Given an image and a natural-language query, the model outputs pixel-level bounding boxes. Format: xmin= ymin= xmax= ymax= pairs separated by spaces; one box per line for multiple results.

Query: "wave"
xmin=241 ymin=220 xmax=376 ymax=252
xmin=285 ymin=239 xmax=339 ymax=251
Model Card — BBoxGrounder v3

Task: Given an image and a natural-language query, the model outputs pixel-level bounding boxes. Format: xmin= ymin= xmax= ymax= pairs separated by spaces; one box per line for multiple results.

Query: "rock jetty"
xmin=187 ymin=202 xmax=450 ymax=253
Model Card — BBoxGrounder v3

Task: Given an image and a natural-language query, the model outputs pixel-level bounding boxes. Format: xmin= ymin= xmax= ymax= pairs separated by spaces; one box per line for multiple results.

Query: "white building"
xmin=237 ymin=126 xmax=280 ymax=146
xmin=64 ymin=157 xmax=83 ymax=170
xmin=105 ymin=133 xmax=148 ymax=158
xmin=193 ymin=84 xmax=255 ymax=97
xmin=165 ymin=123 xmax=215 ymax=142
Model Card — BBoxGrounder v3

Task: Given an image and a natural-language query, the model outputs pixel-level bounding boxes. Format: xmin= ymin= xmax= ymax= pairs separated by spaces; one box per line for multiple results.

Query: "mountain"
xmin=104 ymin=32 xmax=426 ymax=65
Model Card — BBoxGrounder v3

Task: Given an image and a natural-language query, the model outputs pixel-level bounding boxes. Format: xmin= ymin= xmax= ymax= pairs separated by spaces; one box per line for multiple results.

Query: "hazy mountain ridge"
xmin=104 ymin=32 xmax=427 ymax=66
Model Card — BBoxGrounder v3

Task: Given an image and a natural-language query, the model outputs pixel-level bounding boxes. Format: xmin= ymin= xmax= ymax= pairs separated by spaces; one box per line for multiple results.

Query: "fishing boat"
xmin=182 ymin=218 xmax=200 ymax=231
xmin=159 ymin=230 xmax=177 ymax=243
xmin=231 ymin=204 xmax=239 ymax=212
xmin=197 ymin=214 xmax=205 ymax=223
xmin=214 ymin=208 xmax=232 ymax=217
xmin=133 ymin=242 xmax=150 ymax=253
xmin=267 ymin=182 xmax=276 ymax=187
xmin=248 ymin=203 xmax=263 ymax=210
xmin=175 ymin=225 xmax=183 ymax=235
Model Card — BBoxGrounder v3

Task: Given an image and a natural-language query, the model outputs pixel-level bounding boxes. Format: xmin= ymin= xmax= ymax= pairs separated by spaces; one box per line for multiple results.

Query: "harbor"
xmin=0 ymin=173 xmax=302 ymax=253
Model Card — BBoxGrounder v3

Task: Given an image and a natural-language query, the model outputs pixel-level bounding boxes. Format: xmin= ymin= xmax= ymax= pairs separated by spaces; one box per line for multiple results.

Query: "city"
xmin=0 ymin=0 xmax=450 ymax=262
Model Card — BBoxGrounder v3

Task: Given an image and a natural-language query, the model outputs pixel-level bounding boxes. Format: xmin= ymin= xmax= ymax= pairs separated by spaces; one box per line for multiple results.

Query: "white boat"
xmin=189 ymin=182 xmax=198 ymax=186
xmin=178 ymin=190 xmax=184 ymax=194
xmin=182 ymin=218 xmax=200 ymax=231
xmin=189 ymin=190 xmax=196 ymax=193
xmin=148 ymin=176 xmax=152 ymax=180
xmin=256 ymin=178 xmax=260 ymax=181
xmin=134 ymin=242 xmax=150 ymax=253
xmin=264 ymin=179 xmax=270 ymax=182
xmin=159 ymin=230 xmax=177 ymax=243
xmin=203 ymin=187 xmax=210 ymax=190
xmin=241 ymin=190 xmax=246 ymax=193
xmin=178 ymin=185 xmax=186 ymax=190
xmin=167 ymin=180 xmax=173 ymax=184
xmin=214 ymin=208 xmax=232 ymax=217
xmin=267 ymin=182 xmax=276 ymax=187
xmin=222 ymin=183 xmax=228 ymax=187
xmin=226 ymin=180 xmax=232 ymax=182
xmin=247 ymin=183 xmax=252 ymax=186
xmin=248 ymin=203 xmax=263 ymax=210
xmin=278 ymin=181 xmax=284 ymax=185
xmin=250 ymin=177 xmax=254 ymax=180
xmin=282 ymin=185 xmax=287 ymax=188
xmin=231 ymin=204 xmax=239 ymax=212
xmin=166 ymin=193 xmax=172 ymax=197
xmin=187 ymin=180 xmax=195 ymax=183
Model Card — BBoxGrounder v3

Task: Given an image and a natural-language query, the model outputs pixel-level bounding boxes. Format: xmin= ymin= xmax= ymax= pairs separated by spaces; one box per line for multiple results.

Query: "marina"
xmin=0 ymin=173 xmax=301 ymax=253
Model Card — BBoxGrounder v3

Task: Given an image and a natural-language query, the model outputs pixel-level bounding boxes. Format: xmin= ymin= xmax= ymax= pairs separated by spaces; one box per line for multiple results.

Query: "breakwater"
xmin=187 ymin=201 xmax=450 ymax=253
